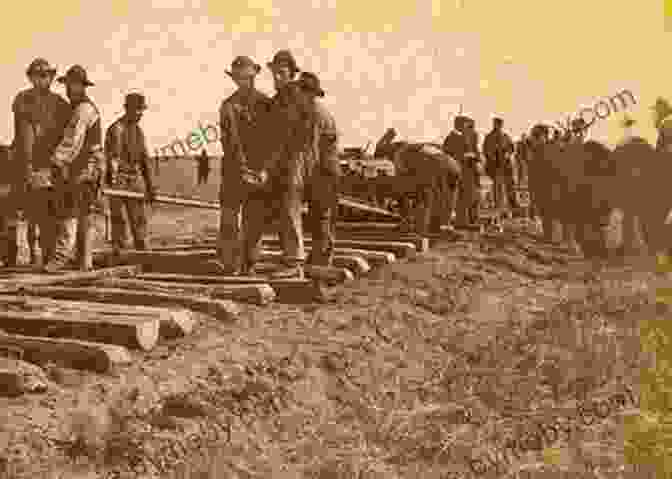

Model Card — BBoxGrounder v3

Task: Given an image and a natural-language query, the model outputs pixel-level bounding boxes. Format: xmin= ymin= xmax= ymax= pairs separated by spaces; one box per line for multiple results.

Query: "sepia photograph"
xmin=0 ymin=0 xmax=667 ymax=477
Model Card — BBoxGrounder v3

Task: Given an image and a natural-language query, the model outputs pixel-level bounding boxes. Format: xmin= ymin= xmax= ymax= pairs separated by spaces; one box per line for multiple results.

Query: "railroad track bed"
xmin=0 ymin=221 xmax=435 ymax=379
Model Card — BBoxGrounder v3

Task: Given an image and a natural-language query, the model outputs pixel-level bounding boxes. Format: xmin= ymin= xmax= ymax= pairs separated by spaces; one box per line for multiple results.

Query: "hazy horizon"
xmin=1 ymin=0 xmax=668 ymax=154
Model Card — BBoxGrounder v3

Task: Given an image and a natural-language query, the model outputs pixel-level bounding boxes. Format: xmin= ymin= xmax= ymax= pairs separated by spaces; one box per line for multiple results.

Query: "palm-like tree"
xmin=651 ymin=97 xmax=672 ymax=129
xmin=620 ymin=114 xmax=636 ymax=129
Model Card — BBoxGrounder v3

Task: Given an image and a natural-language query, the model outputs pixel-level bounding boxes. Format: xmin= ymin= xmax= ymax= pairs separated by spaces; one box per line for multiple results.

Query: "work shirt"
xmin=442 ymin=130 xmax=470 ymax=161
xmin=483 ymin=130 xmax=514 ymax=170
xmin=12 ymin=88 xmax=70 ymax=174
xmin=312 ymin=101 xmax=341 ymax=177
xmin=50 ymin=97 xmax=105 ymax=178
xmin=219 ymin=88 xmax=272 ymax=173
xmin=105 ymin=117 xmax=153 ymax=190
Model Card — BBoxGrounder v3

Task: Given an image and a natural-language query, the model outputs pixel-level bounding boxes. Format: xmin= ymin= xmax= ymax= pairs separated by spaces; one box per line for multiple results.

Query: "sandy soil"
xmin=0 ymin=206 xmax=662 ymax=479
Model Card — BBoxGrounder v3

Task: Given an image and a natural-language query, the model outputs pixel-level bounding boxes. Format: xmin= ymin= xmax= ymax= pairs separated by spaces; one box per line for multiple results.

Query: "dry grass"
xmin=0 ymin=203 xmax=658 ymax=478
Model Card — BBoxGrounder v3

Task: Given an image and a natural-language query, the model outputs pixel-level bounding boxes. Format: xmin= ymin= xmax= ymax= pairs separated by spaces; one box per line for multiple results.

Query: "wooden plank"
xmin=256 ymin=250 xmax=370 ymax=276
xmin=0 ymin=309 xmax=159 ymax=351
xmin=0 ymin=265 xmax=141 ymax=291
xmin=333 ymin=233 xmax=429 ymax=253
xmin=102 ymin=187 xmax=401 ymax=220
xmin=132 ymin=273 xmax=323 ymax=304
xmin=13 ymin=286 xmax=240 ymax=322
xmin=102 ymin=188 xmax=220 ymax=210
xmin=99 ymin=250 xmax=358 ymax=282
xmin=89 ymin=279 xmax=276 ymax=306
xmin=0 ymin=295 xmax=194 ymax=339
xmin=335 ymin=222 xmax=401 ymax=230
xmin=259 ymin=238 xmax=417 ymax=259
xmin=0 ymin=332 xmax=131 ymax=373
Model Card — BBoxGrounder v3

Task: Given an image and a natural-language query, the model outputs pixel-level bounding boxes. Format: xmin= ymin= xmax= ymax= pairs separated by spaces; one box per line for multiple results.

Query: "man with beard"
xmin=105 ymin=93 xmax=156 ymax=255
xmin=38 ymin=65 xmax=106 ymax=272
xmin=10 ymin=58 xmax=71 ymax=267
xmin=483 ymin=117 xmax=515 ymax=214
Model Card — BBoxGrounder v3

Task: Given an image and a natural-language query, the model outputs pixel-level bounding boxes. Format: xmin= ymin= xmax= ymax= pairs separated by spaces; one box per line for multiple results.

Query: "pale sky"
xmin=1 ymin=0 xmax=669 ymax=154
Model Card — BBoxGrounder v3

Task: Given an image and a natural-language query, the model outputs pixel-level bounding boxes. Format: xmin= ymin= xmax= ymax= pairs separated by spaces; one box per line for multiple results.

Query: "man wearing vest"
xmin=105 ymin=93 xmax=156 ymax=254
xmin=10 ymin=58 xmax=71 ymax=267
xmin=215 ymin=55 xmax=272 ymax=275
xmin=39 ymin=65 xmax=106 ymax=272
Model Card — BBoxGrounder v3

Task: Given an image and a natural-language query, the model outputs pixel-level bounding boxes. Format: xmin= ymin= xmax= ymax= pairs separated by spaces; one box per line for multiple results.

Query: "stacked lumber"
xmin=0 ymin=332 xmax=131 ymax=373
xmin=10 ymin=286 xmax=240 ymax=322
xmin=95 ymin=250 xmax=356 ymax=284
xmin=0 ymin=295 xmax=195 ymax=339
xmin=88 ymin=278 xmax=276 ymax=306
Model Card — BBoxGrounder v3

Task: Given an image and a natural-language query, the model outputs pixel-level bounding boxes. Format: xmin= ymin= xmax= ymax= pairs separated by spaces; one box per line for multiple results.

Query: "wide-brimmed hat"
xmin=266 ymin=50 xmax=300 ymax=73
xmin=124 ymin=92 xmax=147 ymax=110
xmin=570 ymin=117 xmax=588 ymax=132
xmin=225 ymin=56 xmax=261 ymax=78
xmin=26 ymin=58 xmax=57 ymax=77
xmin=57 ymin=65 xmax=94 ymax=86
xmin=295 ymin=71 xmax=324 ymax=97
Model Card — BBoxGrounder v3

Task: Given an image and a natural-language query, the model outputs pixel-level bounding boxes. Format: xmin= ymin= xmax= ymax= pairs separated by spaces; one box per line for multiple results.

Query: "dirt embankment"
xmin=0 ymin=220 xmax=661 ymax=478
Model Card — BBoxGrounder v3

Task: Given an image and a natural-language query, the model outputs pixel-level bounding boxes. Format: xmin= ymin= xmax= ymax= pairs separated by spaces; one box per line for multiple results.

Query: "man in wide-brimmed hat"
xmin=8 ymin=58 xmax=71 ymax=267
xmin=294 ymin=71 xmax=341 ymax=268
xmin=42 ymin=64 xmax=105 ymax=272
xmin=105 ymin=92 xmax=156 ymax=256
xmin=212 ymin=55 xmax=272 ymax=275
xmin=245 ymin=49 xmax=307 ymax=279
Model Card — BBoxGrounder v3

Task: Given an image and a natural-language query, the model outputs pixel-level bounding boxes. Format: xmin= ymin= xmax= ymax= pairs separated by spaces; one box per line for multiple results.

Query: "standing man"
xmin=216 ymin=55 xmax=271 ymax=275
xmin=197 ymin=149 xmax=210 ymax=185
xmin=442 ymin=116 xmax=469 ymax=227
xmin=105 ymin=93 xmax=156 ymax=254
xmin=444 ymin=116 xmax=483 ymax=227
xmin=10 ymin=58 xmax=71 ymax=267
xmin=483 ymin=117 xmax=515 ymax=214
xmin=40 ymin=65 xmax=106 ymax=272
xmin=243 ymin=50 xmax=305 ymax=279
xmin=294 ymin=71 xmax=341 ymax=267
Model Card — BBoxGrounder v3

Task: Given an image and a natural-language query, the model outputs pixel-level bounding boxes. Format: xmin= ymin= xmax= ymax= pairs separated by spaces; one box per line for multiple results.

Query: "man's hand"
xmin=145 ymin=187 xmax=157 ymax=205
xmin=29 ymin=168 xmax=53 ymax=189
xmin=74 ymin=163 xmax=102 ymax=185
xmin=107 ymin=159 xmax=120 ymax=185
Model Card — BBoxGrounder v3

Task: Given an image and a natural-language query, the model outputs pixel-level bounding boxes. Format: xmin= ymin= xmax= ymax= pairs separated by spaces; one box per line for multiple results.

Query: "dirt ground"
xmin=0 ymin=205 xmax=663 ymax=479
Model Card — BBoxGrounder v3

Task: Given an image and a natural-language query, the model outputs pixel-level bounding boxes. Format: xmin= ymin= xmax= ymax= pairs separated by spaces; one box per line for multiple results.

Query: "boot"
xmin=43 ymin=254 xmax=71 ymax=273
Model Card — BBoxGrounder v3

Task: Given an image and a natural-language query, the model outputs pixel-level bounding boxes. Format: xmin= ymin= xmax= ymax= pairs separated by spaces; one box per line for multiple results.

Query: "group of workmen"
xmin=2 ymin=50 xmax=599 ymax=279
xmin=3 ymin=50 xmax=341 ymax=280
xmin=5 ymin=58 xmax=156 ymax=272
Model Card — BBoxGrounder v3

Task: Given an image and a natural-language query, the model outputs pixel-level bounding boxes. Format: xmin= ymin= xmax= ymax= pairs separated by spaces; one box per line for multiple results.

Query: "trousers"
xmin=304 ymin=174 xmax=338 ymax=266
xmin=109 ymin=175 xmax=148 ymax=251
xmin=456 ymin=162 xmax=480 ymax=225
xmin=50 ymin=181 xmax=99 ymax=270
xmin=23 ymin=188 xmax=58 ymax=263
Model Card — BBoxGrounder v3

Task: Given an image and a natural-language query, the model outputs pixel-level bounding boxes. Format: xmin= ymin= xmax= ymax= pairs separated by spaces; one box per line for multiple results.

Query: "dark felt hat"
xmin=124 ymin=92 xmax=147 ymax=110
xmin=57 ymin=65 xmax=94 ymax=86
xmin=296 ymin=71 xmax=324 ymax=97
xmin=26 ymin=58 xmax=57 ymax=76
xmin=267 ymin=50 xmax=300 ymax=73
